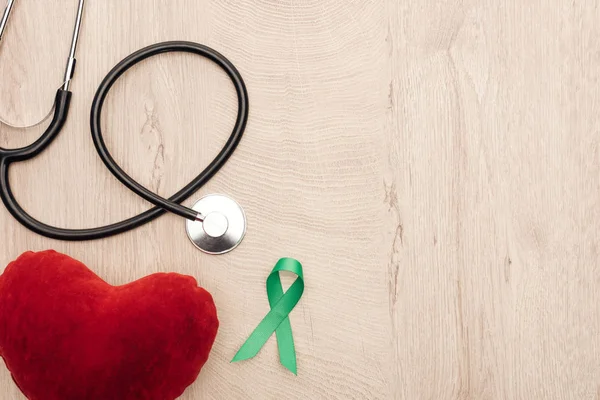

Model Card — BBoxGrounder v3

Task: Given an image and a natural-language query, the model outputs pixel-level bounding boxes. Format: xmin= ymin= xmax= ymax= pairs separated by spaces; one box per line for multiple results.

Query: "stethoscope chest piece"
xmin=186 ymin=194 xmax=246 ymax=254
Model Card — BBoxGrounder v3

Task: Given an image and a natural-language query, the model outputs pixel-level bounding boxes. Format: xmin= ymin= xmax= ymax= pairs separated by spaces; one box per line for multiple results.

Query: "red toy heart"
xmin=0 ymin=250 xmax=219 ymax=400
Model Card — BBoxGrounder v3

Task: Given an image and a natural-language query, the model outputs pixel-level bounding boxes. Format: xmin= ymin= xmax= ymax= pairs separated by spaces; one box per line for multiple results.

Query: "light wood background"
xmin=1 ymin=1 xmax=599 ymax=399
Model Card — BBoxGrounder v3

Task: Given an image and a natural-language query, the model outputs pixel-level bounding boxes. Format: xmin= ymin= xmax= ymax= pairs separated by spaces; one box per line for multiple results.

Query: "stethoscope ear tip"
xmin=186 ymin=194 xmax=246 ymax=255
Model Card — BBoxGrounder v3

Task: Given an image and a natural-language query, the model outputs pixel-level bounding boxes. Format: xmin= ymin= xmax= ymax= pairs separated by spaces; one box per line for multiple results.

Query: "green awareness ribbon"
xmin=232 ymin=258 xmax=304 ymax=374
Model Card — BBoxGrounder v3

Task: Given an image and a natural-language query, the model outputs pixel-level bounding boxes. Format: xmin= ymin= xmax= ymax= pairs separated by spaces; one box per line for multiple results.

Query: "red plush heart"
xmin=0 ymin=250 xmax=219 ymax=400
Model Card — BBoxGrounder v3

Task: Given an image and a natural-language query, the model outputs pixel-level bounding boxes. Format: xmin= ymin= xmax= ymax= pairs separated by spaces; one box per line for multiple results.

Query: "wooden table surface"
xmin=1 ymin=1 xmax=599 ymax=399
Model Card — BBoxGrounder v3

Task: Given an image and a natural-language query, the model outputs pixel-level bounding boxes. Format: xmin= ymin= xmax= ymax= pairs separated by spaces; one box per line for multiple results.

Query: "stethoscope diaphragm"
xmin=186 ymin=194 xmax=246 ymax=254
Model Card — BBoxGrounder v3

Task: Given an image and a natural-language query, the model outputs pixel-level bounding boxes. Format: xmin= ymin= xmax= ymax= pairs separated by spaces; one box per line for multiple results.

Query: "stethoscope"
xmin=0 ymin=0 xmax=249 ymax=254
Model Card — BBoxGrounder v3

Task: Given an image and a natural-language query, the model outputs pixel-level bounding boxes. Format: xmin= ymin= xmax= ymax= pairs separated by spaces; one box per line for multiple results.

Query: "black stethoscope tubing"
xmin=0 ymin=41 xmax=249 ymax=241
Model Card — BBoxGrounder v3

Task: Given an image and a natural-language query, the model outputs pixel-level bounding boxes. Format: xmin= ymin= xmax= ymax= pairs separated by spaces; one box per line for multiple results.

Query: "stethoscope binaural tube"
xmin=0 ymin=41 xmax=249 ymax=241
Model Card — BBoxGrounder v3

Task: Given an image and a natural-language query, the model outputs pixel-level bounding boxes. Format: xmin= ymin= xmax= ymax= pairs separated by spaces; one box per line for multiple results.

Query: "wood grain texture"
xmin=0 ymin=0 xmax=599 ymax=399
